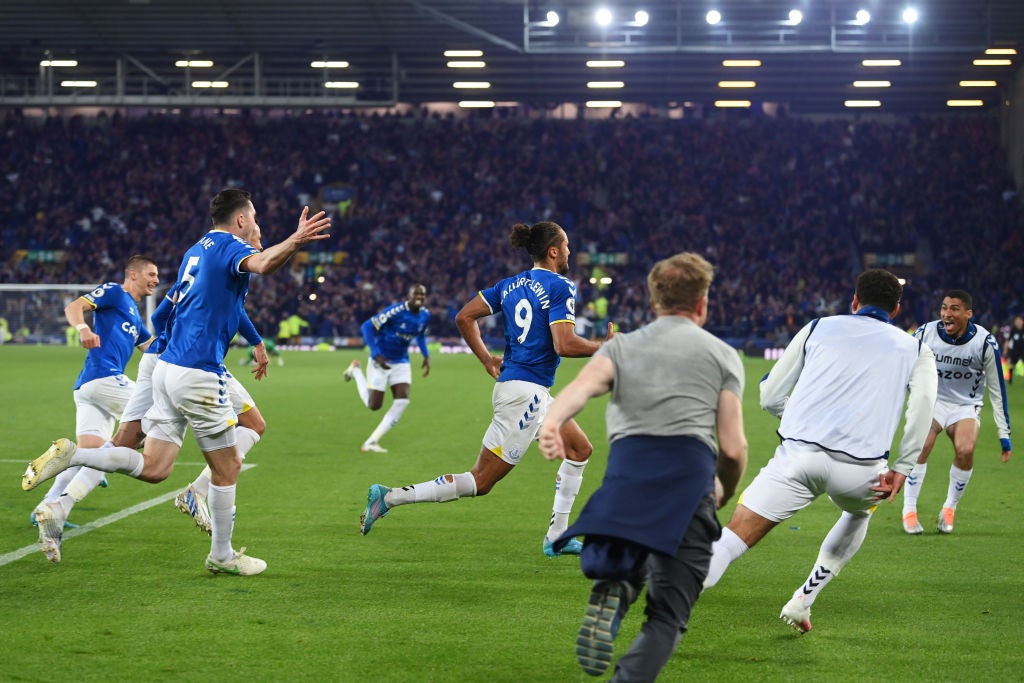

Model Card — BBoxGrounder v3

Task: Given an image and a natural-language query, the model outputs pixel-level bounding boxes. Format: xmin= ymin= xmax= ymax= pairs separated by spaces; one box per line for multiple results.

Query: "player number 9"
xmin=514 ymin=299 xmax=533 ymax=344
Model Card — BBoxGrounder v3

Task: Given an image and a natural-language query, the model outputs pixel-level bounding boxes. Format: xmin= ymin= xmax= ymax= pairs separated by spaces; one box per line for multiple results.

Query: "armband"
xmin=75 ymin=323 xmax=89 ymax=332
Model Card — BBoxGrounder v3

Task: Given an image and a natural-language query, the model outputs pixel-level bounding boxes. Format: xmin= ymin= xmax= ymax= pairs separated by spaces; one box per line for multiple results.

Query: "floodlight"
xmin=595 ymin=8 xmax=612 ymax=27
xmin=546 ymin=11 xmax=560 ymax=27
xmin=634 ymin=10 xmax=649 ymax=27
xmin=902 ymin=7 xmax=918 ymax=24
xmin=706 ymin=10 xmax=722 ymax=25
xmin=788 ymin=10 xmax=803 ymax=25
xmin=855 ymin=10 xmax=870 ymax=25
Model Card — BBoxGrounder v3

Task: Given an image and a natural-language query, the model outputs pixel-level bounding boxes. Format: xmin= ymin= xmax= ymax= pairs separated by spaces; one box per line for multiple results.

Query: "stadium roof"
xmin=0 ymin=0 xmax=1021 ymax=113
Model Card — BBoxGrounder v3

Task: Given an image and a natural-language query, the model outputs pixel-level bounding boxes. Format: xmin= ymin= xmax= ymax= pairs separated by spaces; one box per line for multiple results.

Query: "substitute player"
xmin=703 ymin=269 xmax=937 ymax=633
xmin=901 ymin=289 xmax=1012 ymax=534
xmin=343 ymin=284 xmax=431 ymax=453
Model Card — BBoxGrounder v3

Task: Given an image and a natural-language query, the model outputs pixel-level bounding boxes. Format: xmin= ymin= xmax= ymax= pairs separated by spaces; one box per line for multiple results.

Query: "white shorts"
xmin=366 ymin=359 xmax=412 ymax=392
xmin=144 ymin=360 xmax=237 ymax=447
xmin=74 ymin=374 xmax=136 ymax=439
xmin=932 ymin=400 xmax=982 ymax=431
xmin=120 ymin=353 xmax=159 ymax=422
xmin=481 ymin=380 xmax=552 ymax=466
xmin=226 ymin=370 xmax=257 ymax=416
xmin=124 ymin=355 xmax=256 ymax=423
xmin=738 ymin=440 xmax=885 ymax=523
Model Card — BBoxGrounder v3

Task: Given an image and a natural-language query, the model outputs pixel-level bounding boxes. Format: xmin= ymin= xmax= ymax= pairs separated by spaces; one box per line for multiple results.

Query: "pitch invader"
xmin=902 ymin=289 xmax=1012 ymax=534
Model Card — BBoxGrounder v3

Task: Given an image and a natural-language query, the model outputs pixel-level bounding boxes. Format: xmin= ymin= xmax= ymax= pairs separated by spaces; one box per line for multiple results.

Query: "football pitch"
xmin=1 ymin=345 xmax=1021 ymax=682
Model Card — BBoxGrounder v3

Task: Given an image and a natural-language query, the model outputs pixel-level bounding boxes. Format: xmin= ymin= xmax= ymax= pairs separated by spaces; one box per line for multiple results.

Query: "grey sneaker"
xmin=576 ymin=580 xmax=631 ymax=676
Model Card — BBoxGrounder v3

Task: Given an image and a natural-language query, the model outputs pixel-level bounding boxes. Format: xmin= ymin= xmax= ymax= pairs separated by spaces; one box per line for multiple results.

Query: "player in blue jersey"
xmin=125 ymin=227 xmax=273 ymax=536
xmin=31 ymin=255 xmax=158 ymax=562
xmin=359 ymin=221 xmax=612 ymax=558
xmin=343 ymin=284 xmax=431 ymax=453
xmin=23 ymin=188 xmax=330 ymax=576
xmin=901 ymin=290 xmax=1012 ymax=534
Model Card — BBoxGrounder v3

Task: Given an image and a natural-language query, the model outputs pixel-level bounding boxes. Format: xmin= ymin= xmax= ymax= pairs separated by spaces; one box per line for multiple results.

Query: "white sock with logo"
xmin=944 ymin=465 xmax=973 ymax=509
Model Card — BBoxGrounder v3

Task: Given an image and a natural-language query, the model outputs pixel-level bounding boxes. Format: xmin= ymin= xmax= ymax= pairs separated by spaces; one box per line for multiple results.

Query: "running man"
xmin=31 ymin=255 xmax=158 ymax=562
xmin=702 ymin=269 xmax=937 ymax=633
xmin=23 ymin=189 xmax=330 ymax=575
xmin=359 ymin=220 xmax=612 ymax=557
xmin=901 ymin=290 xmax=1012 ymax=534
xmin=343 ymin=284 xmax=431 ymax=453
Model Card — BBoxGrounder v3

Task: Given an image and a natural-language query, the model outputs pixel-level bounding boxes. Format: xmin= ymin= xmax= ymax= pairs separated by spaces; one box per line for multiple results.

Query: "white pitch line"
xmin=1 ymin=463 xmax=256 ymax=567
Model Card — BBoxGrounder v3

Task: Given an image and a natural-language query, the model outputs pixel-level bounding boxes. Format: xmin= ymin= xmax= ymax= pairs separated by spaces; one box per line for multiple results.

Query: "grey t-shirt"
xmin=596 ymin=315 xmax=745 ymax=452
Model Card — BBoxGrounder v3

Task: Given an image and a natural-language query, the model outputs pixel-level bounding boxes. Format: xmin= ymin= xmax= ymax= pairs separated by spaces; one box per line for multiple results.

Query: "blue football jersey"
xmin=364 ymin=301 xmax=431 ymax=363
xmin=160 ymin=230 xmax=259 ymax=373
xmin=74 ymin=282 xmax=152 ymax=389
xmin=479 ymin=267 xmax=578 ymax=387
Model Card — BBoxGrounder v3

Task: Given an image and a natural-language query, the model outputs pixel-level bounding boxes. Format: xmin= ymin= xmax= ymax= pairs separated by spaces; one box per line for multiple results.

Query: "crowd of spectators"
xmin=1 ymin=108 xmax=1021 ymax=351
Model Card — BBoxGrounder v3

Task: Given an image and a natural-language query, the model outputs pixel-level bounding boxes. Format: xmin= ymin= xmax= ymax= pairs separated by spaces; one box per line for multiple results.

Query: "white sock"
xmin=194 ymin=430 xmax=253 ymax=497
xmin=235 ymin=426 xmax=260 ymax=458
xmin=208 ymin=483 xmax=236 ymax=562
xmin=351 ymin=366 xmax=369 ymax=406
xmin=387 ymin=472 xmax=477 ymax=506
xmin=944 ymin=465 xmax=973 ymax=509
xmin=703 ymin=527 xmax=749 ymax=589
xmin=64 ymin=467 xmax=109 ymax=503
xmin=797 ymin=511 xmax=870 ymax=607
xmin=71 ymin=446 xmax=144 ymax=477
xmin=547 ymin=459 xmax=587 ymax=541
xmin=42 ymin=466 xmax=81 ymax=504
xmin=902 ymin=463 xmax=927 ymax=514
xmin=192 ymin=468 xmax=213 ymax=498
xmin=367 ymin=398 xmax=410 ymax=445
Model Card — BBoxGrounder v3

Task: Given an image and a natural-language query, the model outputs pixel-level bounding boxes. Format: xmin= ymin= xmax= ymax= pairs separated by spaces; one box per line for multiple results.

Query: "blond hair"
xmin=648 ymin=252 xmax=714 ymax=314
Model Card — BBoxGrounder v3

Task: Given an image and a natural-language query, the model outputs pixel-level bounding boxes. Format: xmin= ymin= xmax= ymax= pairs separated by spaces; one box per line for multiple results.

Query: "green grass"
xmin=1 ymin=346 xmax=1022 ymax=682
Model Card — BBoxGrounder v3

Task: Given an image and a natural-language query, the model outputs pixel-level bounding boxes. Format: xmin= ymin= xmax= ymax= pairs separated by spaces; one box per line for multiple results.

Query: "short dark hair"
xmin=856 ymin=269 xmax=902 ymax=311
xmin=944 ymin=289 xmax=973 ymax=310
xmin=210 ymin=188 xmax=252 ymax=226
xmin=509 ymin=221 xmax=565 ymax=261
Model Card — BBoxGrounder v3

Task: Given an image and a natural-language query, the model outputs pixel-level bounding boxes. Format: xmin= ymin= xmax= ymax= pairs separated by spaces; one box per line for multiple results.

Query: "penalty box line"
xmin=0 ymin=462 xmax=256 ymax=568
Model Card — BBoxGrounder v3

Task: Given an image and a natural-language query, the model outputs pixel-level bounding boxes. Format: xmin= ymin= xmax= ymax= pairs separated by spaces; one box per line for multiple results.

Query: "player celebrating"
xmin=22 ymin=189 xmax=330 ymax=575
xmin=901 ymin=289 xmax=1012 ymax=534
xmin=31 ymin=255 xmax=158 ymax=562
xmin=703 ymin=269 xmax=937 ymax=633
xmin=343 ymin=284 xmax=431 ymax=453
xmin=359 ymin=221 xmax=612 ymax=557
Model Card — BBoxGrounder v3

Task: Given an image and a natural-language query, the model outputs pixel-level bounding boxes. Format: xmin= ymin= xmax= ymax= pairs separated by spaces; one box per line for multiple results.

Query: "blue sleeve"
xmin=237 ymin=309 xmax=262 ymax=346
xmin=417 ymin=333 xmax=429 ymax=358
xmin=361 ymin=318 xmax=381 ymax=357
xmin=151 ymin=295 xmax=174 ymax=336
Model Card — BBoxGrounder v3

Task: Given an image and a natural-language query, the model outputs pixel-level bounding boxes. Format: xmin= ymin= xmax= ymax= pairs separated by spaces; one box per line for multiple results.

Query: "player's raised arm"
xmin=243 ymin=206 xmax=331 ymax=276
